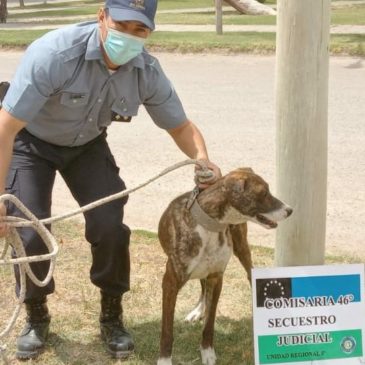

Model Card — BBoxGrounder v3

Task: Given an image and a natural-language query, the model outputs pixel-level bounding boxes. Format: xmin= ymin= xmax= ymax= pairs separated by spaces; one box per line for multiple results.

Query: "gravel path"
xmin=1 ymin=21 xmax=365 ymax=34
xmin=0 ymin=51 xmax=364 ymax=257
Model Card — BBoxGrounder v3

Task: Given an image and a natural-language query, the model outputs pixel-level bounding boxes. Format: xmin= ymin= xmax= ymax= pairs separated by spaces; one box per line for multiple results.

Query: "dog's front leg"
xmin=200 ymin=274 xmax=223 ymax=365
xmin=158 ymin=260 xmax=181 ymax=365
xmin=230 ymin=223 xmax=253 ymax=284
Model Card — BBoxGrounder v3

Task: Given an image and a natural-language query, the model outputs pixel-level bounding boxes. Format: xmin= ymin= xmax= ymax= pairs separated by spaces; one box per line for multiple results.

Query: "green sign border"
xmin=258 ymin=329 xmax=363 ymax=364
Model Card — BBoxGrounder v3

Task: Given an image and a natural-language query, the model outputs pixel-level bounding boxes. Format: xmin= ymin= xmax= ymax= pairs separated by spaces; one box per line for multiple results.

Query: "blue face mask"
xmin=102 ymin=25 xmax=146 ymax=66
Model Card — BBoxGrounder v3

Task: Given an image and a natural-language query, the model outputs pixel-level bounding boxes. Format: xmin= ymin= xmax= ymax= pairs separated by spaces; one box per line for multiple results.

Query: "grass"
xmin=13 ymin=0 xmax=103 ymax=10
xmin=156 ymin=11 xmax=277 ymax=26
xmin=158 ymin=0 xmax=219 ymax=10
xmin=2 ymin=0 xmax=364 ymax=55
xmin=331 ymin=4 xmax=365 ymax=25
xmin=1 ymin=29 xmax=364 ymax=56
xmin=156 ymin=5 xmax=365 ymax=26
xmin=7 ymin=7 xmax=100 ymax=18
xmin=7 ymin=2 xmax=365 ymax=26
xmin=9 ymin=0 xmax=216 ymax=12
xmin=148 ymin=31 xmax=278 ymax=54
xmin=7 ymin=0 xmax=277 ymax=11
xmin=0 ymin=29 xmax=52 ymax=47
xmin=329 ymin=33 xmax=365 ymax=55
xmin=1 ymin=220 xmax=364 ymax=364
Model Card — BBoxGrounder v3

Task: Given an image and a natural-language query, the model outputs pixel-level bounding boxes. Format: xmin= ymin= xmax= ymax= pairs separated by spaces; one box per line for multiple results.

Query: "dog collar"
xmin=190 ymin=199 xmax=228 ymax=233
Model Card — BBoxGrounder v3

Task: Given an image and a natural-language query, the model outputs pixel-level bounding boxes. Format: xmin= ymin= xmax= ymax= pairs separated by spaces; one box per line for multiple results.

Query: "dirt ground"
xmin=0 ymin=51 xmax=364 ymax=257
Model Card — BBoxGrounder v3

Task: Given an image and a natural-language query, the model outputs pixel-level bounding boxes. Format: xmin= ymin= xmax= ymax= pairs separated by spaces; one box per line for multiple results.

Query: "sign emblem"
xmin=341 ymin=336 xmax=357 ymax=354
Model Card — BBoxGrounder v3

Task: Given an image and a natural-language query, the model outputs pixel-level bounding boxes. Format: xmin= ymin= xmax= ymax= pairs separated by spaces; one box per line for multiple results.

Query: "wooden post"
xmin=275 ymin=0 xmax=331 ymax=266
xmin=0 ymin=0 xmax=7 ymax=23
xmin=215 ymin=0 xmax=223 ymax=35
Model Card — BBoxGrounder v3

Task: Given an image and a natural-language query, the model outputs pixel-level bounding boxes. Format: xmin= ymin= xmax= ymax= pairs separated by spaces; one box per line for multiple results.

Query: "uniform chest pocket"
xmin=60 ymin=92 xmax=89 ymax=107
xmin=111 ymin=98 xmax=139 ymax=123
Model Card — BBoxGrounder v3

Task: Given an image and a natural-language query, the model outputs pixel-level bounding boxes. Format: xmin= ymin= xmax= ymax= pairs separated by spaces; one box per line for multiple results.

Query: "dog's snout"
xmin=286 ymin=207 xmax=293 ymax=217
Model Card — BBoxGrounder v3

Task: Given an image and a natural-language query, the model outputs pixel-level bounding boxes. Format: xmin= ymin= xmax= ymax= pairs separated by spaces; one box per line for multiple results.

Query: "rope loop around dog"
xmin=0 ymin=159 xmax=213 ymax=364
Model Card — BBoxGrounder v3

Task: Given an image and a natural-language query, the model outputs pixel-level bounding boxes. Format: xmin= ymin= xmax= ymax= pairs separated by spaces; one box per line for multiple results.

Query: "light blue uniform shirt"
xmin=3 ymin=21 xmax=187 ymax=146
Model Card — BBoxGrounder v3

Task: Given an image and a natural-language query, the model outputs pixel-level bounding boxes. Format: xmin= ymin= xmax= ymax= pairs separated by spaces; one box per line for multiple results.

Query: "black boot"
xmin=99 ymin=291 xmax=134 ymax=359
xmin=16 ymin=297 xmax=50 ymax=359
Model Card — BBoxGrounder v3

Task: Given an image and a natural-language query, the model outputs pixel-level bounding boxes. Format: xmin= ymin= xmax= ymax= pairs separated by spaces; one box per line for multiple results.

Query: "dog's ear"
xmin=223 ymin=173 xmax=246 ymax=196
xmin=222 ymin=168 xmax=254 ymax=195
xmin=239 ymin=167 xmax=254 ymax=174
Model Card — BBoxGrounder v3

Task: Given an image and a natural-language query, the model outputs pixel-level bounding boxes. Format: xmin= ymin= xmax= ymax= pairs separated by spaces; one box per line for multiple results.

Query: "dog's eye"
xmin=261 ymin=190 xmax=269 ymax=199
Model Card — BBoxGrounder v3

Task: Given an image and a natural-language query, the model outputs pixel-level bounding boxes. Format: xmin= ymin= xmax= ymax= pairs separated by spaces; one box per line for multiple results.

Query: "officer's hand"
xmin=0 ymin=202 xmax=8 ymax=238
xmin=195 ymin=160 xmax=222 ymax=189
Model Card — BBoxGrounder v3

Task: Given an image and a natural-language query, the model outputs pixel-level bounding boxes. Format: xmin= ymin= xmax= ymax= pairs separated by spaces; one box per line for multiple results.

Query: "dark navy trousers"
xmin=5 ymin=129 xmax=130 ymax=300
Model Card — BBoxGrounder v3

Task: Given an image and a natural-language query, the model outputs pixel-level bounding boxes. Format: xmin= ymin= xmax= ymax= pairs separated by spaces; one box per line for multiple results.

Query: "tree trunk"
xmin=0 ymin=0 xmax=7 ymax=23
xmin=215 ymin=0 xmax=223 ymax=34
xmin=224 ymin=0 xmax=276 ymax=15
xmin=19 ymin=0 xmax=25 ymax=9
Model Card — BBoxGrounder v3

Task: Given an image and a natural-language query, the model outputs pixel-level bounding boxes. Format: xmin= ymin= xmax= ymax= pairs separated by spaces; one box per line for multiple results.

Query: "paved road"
xmin=0 ymin=51 xmax=364 ymax=257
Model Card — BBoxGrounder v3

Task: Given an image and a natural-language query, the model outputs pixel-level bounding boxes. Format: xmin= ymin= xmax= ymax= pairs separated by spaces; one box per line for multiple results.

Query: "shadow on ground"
xmin=44 ymin=316 xmax=254 ymax=365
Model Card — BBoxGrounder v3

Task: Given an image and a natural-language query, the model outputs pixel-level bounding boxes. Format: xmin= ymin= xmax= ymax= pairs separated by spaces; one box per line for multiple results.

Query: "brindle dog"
xmin=157 ymin=168 xmax=292 ymax=365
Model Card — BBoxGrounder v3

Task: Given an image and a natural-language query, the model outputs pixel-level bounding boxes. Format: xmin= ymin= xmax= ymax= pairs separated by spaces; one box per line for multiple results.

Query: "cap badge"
xmin=129 ymin=0 xmax=145 ymax=10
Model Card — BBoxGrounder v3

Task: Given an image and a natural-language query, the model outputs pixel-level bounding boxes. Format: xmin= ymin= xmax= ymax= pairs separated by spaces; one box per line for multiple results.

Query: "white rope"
xmin=0 ymin=159 xmax=212 ymax=363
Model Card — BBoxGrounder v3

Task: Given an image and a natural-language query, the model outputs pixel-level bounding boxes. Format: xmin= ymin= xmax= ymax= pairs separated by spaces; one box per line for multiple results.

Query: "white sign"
xmin=252 ymin=264 xmax=365 ymax=365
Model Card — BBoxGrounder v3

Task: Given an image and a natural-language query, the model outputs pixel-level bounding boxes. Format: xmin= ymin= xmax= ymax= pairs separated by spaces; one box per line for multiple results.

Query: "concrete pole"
xmin=275 ymin=0 xmax=331 ymax=266
xmin=215 ymin=0 xmax=223 ymax=35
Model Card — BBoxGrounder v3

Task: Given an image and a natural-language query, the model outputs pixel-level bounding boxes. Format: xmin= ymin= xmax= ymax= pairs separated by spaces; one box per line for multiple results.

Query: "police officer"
xmin=0 ymin=0 xmax=221 ymax=360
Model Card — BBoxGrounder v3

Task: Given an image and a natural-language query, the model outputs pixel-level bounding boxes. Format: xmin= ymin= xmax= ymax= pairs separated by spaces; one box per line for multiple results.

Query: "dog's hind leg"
xmin=230 ymin=223 xmax=253 ymax=285
xmin=158 ymin=259 xmax=183 ymax=365
xmin=185 ymin=279 xmax=206 ymax=322
xmin=200 ymin=274 xmax=223 ymax=365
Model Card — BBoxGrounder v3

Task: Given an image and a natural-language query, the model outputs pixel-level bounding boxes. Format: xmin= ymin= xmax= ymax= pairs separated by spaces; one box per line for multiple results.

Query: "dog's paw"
xmin=184 ymin=307 xmax=204 ymax=322
xmin=200 ymin=346 xmax=217 ymax=365
xmin=185 ymin=302 xmax=205 ymax=322
xmin=157 ymin=357 xmax=172 ymax=365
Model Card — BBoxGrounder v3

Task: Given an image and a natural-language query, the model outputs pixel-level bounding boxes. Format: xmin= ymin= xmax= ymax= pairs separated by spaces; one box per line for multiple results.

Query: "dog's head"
xmin=216 ymin=168 xmax=292 ymax=229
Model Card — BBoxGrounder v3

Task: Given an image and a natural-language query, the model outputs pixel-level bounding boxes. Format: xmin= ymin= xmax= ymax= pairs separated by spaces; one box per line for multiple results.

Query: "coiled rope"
xmin=0 ymin=159 xmax=213 ymax=364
